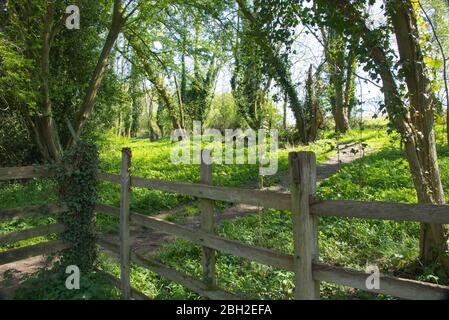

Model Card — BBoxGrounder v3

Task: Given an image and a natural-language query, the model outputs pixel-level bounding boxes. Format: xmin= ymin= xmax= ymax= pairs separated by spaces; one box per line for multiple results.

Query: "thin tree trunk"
xmin=118 ymin=112 xmax=122 ymax=136
xmin=70 ymin=0 xmax=125 ymax=147
xmin=343 ymin=49 xmax=357 ymax=121
xmin=143 ymin=82 xmax=157 ymax=140
xmin=156 ymin=97 xmax=165 ymax=137
xmin=129 ymin=38 xmax=182 ymax=130
xmin=283 ymin=92 xmax=287 ymax=130
xmin=320 ymin=27 xmax=350 ymax=134
xmin=333 ymin=72 xmax=348 ymax=133
xmin=236 ymin=0 xmax=306 ymax=143
xmin=34 ymin=2 xmax=62 ymax=161
xmin=174 ymin=74 xmax=185 ymax=128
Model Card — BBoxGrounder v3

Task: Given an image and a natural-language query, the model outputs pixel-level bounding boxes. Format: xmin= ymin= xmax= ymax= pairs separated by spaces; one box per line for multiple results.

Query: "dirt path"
xmin=0 ymin=256 xmax=51 ymax=299
xmin=0 ymin=143 xmax=366 ymax=298
xmin=272 ymin=141 xmax=366 ymax=191
xmin=101 ymin=142 xmax=367 ymax=258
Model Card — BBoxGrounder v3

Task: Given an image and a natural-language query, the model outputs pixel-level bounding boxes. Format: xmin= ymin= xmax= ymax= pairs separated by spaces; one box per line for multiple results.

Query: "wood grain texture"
xmin=97 ymin=171 xmax=291 ymax=210
xmin=200 ymin=150 xmax=216 ymax=288
xmin=0 ymin=223 xmax=66 ymax=245
xmin=0 ymin=166 xmax=52 ymax=181
xmin=313 ymin=263 xmax=449 ymax=300
xmin=0 ymin=204 xmax=67 ymax=223
xmin=119 ymin=148 xmax=131 ymax=300
xmin=95 ymin=204 xmax=293 ymax=271
xmin=95 ymin=203 xmax=449 ymax=300
xmin=289 ymin=152 xmax=319 ymax=300
xmin=0 ymin=240 xmax=69 ymax=265
xmin=311 ymin=199 xmax=449 ymax=224
xmin=97 ymin=238 xmax=238 ymax=300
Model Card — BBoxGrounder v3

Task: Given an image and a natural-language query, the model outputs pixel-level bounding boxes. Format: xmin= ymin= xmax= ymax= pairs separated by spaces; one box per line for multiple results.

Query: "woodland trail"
xmin=101 ymin=142 xmax=367 ymax=258
xmin=0 ymin=143 xmax=366 ymax=298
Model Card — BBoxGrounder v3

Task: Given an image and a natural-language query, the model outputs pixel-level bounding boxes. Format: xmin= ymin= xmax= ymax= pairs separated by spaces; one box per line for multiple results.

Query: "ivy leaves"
xmin=53 ymin=142 xmax=100 ymax=272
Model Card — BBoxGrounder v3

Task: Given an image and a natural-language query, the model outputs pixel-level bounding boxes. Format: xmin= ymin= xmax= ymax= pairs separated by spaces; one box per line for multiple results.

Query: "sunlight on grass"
xmin=2 ymin=121 xmax=448 ymax=299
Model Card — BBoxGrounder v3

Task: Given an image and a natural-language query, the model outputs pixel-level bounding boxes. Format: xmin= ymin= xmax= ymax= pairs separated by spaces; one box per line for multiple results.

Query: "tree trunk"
xmin=128 ymin=37 xmax=182 ymax=130
xmin=326 ymin=0 xmax=449 ymax=272
xmin=70 ymin=0 xmax=124 ymax=147
xmin=143 ymin=82 xmax=158 ymax=140
xmin=156 ymin=96 xmax=165 ymax=137
xmin=343 ymin=49 xmax=357 ymax=121
xmin=319 ymin=0 xmax=449 ymax=273
xmin=333 ymin=72 xmax=348 ymax=133
xmin=320 ymin=27 xmax=350 ymax=134
xmin=34 ymin=2 xmax=62 ymax=161
xmin=283 ymin=92 xmax=287 ymax=130
xmin=236 ymin=0 xmax=306 ymax=143
xmin=173 ymin=74 xmax=185 ymax=128
xmin=117 ymin=112 xmax=122 ymax=136
xmin=11 ymin=0 xmax=125 ymax=161
xmin=388 ymin=0 xmax=448 ymax=268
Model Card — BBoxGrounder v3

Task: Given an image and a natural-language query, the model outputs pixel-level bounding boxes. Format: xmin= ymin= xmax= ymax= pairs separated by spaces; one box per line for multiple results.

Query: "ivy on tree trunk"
xmin=54 ymin=142 xmax=99 ymax=272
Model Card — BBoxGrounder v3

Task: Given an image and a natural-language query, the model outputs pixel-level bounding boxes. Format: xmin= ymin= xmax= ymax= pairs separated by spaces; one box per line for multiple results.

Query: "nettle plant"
xmin=53 ymin=141 xmax=100 ymax=272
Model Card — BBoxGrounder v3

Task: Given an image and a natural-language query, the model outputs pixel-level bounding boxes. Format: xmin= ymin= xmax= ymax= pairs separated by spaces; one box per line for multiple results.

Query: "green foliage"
xmin=14 ymin=266 xmax=119 ymax=300
xmin=206 ymin=93 xmax=242 ymax=130
xmin=232 ymin=7 xmax=271 ymax=129
xmin=0 ymin=110 xmax=39 ymax=166
xmin=53 ymin=142 xmax=99 ymax=272
xmin=1 ymin=121 xmax=446 ymax=299
xmin=302 ymin=65 xmax=323 ymax=142
xmin=137 ymin=139 xmax=448 ymax=299
xmin=0 ymin=0 xmax=125 ymax=163
xmin=416 ymin=0 xmax=449 ymax=103
xmin=0 ymin=178 xmax=58 ymax=252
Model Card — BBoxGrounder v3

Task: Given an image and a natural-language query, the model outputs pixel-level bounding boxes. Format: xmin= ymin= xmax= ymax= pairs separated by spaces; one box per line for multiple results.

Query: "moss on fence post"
xmin=54 ymin=142 xmax=99 ymax=272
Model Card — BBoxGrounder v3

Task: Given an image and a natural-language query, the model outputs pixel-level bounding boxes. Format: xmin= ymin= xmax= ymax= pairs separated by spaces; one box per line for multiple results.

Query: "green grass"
xmin=13 ymin=265 xmax=120 ymax=300
xmin=128 ymin=127 xmax=447 ymax=300
xmin=3 ymin=120 xmax=441 ymax=300
xmin=0 ymin=179 xmax=58 ymax=251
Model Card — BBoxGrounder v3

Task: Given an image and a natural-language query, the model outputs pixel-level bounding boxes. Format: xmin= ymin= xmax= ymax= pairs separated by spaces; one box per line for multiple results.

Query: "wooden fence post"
xmin=289 ymin=151 xmax=320 ymax=300
xmin=120 ymin=148 xmax=132 ymax=300
xmin=200 ymin=149 xmax=216 ymax=288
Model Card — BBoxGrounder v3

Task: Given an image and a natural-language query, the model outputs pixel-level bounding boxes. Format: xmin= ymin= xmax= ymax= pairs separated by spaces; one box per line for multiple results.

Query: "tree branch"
xmin=69 ymin=0 xmax=125 ymax=147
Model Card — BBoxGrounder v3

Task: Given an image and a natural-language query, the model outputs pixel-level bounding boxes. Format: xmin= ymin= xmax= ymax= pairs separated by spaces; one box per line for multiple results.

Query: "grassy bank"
xmin=3 ymin=121 xmax=444 ymax=299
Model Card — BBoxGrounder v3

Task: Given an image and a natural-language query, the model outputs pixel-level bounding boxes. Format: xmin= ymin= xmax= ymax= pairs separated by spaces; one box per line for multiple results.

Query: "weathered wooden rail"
xmin=0 ymin=168 xmax=70 ymax=283
xmin=94 ymin=149 xmax=449 ymax=300
xmin=0 ymin=165 xmax=149 ymax=299
xmin=1 ymin=149 xmax=449 ymax=300
xmin=0 ymin=201 xmax=69 ymax=266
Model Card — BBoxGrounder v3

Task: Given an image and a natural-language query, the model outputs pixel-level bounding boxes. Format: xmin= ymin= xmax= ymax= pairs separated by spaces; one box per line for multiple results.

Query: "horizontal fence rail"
xmin=3 ymin=167 xmax=447 ymax=224
xmin=96 ymin=150 xmax=449 ymax=300
xmin=95 ymin=204 xmax=294 ymax=271
xmin=311 ymin=198 xmax=449 ymax=224
xmin=2 ymin=151 xmax=449 ymax=300
xmin=312 ymin=263 xmax=449 ymax=300
xmin=95 ymin=203 xmax=449 ymax=300
xmin=0 ymin=166 xmax=52 ymax=181
xmin=0 ymin=203 xmax=68 ymax=268
xmin=99 ymin=172 xmax=449 ymax=224
xmin=0 ymin=240 xmax=69 ymax=265
xmin=98 ymin=172 xmax=291 ymax=211
xmin=0 ymin=204 xmax=67 ymax=223
xmin=97 ymin=238 xmax=238 ymax=300
xmin=0 ymin=223 xmax=66 ymax=246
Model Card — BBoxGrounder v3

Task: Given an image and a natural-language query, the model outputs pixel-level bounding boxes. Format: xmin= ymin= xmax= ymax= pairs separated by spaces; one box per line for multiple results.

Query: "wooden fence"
xmin=1 ymin=149 xmax=449 ymax=300
xmin=0 ymin=165 xmax=69 ymax=269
